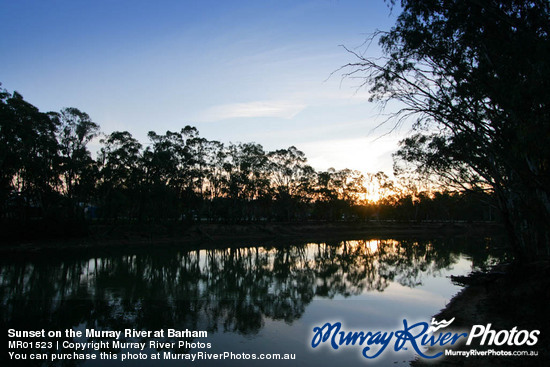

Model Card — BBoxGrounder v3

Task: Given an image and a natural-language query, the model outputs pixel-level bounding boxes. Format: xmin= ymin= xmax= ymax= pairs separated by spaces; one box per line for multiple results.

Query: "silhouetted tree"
xmin=224 ymin=142 xmax=269 ymax=220
xmin=267 ymin=146 xmax=313 ymax=220
xmin=0 ymin=87 xmax=60 ymax=222
xmin=343 ymin=0 xmax=550 ymax=260
xmin=143 ymin=129 xmax=197 ymax=221
xmin=98 ymin=131 xmax=143 ymax=221
xmin=0 ymin=83 xmax=502 ymax=234
xmin=53 ymin=107 xmax=100 ymax=218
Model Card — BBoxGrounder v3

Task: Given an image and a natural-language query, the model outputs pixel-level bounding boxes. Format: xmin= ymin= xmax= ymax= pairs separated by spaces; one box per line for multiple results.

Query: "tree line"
xmin=0 ymin=84 xmax=495 ymax=239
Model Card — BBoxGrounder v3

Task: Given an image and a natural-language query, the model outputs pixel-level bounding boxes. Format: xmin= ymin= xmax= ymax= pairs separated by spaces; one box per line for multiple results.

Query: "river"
xmin=1 ymin=236 xmax=505 ymax=366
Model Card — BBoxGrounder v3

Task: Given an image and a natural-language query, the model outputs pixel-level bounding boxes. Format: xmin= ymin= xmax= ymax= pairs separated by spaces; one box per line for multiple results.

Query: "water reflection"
xmin=0 ymin=237 xmax=504 ymax=365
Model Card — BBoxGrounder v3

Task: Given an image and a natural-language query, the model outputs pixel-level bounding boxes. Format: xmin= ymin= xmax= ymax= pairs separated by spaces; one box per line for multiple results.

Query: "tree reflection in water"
xmin=0 ymin=237 xmax=504 ymax=365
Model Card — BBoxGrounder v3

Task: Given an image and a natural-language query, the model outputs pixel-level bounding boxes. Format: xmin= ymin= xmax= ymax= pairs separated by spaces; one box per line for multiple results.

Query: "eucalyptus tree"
xmin=332 ymin=169 xmax=366 ymax=205
xmin=267 ymin=146 xmax=313 ymax=220
xmin=53 ymin=107 xmax=100 ymax=216
xmin=98 ymin=131 xmax=143 ymax=220
xmin=142 ymin=132 xmax=180 ymax=220
xmin=267 ymin=146 xmax=308 ymax=196
xmin=202 ymin=140 xmax=227 ymax=202
xmin=144 ymin=127 xmax=201 ymax=221
xmin=225 ymin=143 xmax=269 ymax=201
xmin=186 ymin=136 xmax=212 ymax=196
xmin=145 ymin=131 xmax=182 ymax=188
xmin=312 ymin=168 xmax=341 ymax=220
xmin=192 ymin=139 xmax=227 ymax=221
xmin=0 ymin=88 xmax=60 ymax=220
xmin=343 ymin=0 xmax=550 ymax=259
xmin=224 ymin=143 xmax=269 ymax=220
xmin=146 ymin=127 xmax=199 ymax=192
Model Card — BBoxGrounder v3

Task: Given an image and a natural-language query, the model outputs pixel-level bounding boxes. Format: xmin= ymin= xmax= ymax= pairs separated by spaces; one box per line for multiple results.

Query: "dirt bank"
xmin=0 ymin=221 xmax=501 ymax=252
xmin=412 ymin=261 xmax=550 ymax=366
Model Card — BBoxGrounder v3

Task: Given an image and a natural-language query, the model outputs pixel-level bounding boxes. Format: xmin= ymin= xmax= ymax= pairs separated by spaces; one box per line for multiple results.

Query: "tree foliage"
xmin=0 ymin=88 xmax=60 ymax=221
xmin=342 ymin=0 xmax=550 ymax=260
xmin=0 ymin=83 xmax=496 ymax=240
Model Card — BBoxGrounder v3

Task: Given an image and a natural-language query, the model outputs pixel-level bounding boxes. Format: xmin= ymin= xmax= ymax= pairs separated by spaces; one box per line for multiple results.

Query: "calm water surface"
xmin=1 ymin=237 xmax=504 ymax=366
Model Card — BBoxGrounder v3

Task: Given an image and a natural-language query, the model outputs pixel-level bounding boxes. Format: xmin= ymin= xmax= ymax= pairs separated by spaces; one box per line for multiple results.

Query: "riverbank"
xmin=412 ymin=261 xmax=550 ymax=366
xmin=0 ymin=221 xmax=502 ymax=252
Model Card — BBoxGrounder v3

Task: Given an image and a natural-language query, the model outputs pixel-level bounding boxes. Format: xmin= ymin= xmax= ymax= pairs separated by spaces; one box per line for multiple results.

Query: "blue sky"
xmin=0 ymin=0 xmax=405 ymax=175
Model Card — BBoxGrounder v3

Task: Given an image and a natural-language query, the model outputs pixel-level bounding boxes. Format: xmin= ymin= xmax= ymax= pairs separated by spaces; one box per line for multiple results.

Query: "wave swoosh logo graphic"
xmin=427 ymin=317 xmax=456 ymax=333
